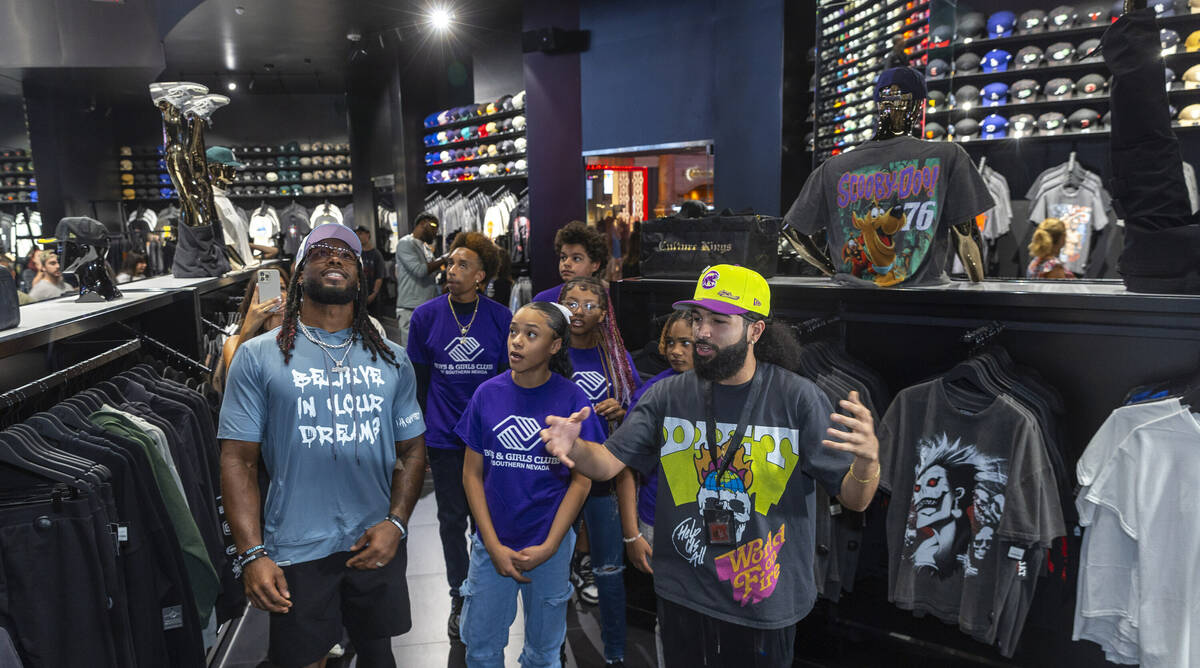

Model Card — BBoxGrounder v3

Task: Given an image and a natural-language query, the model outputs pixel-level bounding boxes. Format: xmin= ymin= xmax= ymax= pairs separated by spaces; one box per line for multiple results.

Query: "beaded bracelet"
xmin=622 ymin=532 xmax=644 ymax=544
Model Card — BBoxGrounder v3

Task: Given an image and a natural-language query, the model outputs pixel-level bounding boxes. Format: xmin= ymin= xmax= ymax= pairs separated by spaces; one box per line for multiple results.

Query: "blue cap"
xmin=159 ymin=187 xmax=173 ymax=199
xmin=874 ymin=67 xmax=927 ymax=104
xmin=982 ymin=82 xmax=1010 ymax=106
xmin=982 ymin=49 xmax=1013 ymax=73
xmin=988 ymin=11 xmax=1017 ymax=37
xmin=981 ymin=114 xmax=1009 ymax=139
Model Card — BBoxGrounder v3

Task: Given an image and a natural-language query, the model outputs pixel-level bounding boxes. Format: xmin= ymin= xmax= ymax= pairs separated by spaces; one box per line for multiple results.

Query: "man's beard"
xmin=302 ymin=276 xmax=357 ymax=305
xmin=694 ymin=334 xmax=750 ymax=382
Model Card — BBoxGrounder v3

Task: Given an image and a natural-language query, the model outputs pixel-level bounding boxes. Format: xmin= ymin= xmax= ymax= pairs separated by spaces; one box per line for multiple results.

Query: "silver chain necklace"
xmin=299 ymin=322 xmax=357 ymax=372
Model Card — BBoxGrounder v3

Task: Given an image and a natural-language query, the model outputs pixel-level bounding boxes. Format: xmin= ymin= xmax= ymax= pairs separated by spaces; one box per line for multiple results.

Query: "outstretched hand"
xmin=822 ymin=391 xmax=879 ymax=464
xmin=540 ymin=406 xmax=591 ymax=468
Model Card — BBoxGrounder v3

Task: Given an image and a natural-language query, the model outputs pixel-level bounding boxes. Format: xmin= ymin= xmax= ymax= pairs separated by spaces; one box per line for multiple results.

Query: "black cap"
xmin=1047 ymin=42 xmax=1076 ymax=63
xmin=1049 ymin=5 xmax=1077 ymax=30
xmin=1019 ymin=9 xmax=1048 ymax=32
xmin=55 ymin=217 xmax=108 ymax=245
xmin=1046 ymin=77 xmax=1076 ymax=99
xmin=955 ymin=52 xmax=982 ymax=74
xmin=932 ymin=24 xmax=954 ymax=45
xmin=1011 ymin=79 xmax=1041 ymax=100
xmin=875 ymin=67 xmax=927 ymax=103
xmin=1162 ymin=28 xmax=1181 ymax=51
xmin=954 ymin=117 xmax=981 ymax=138
xmin=1068 ymin=107 xmax=1103 ymax=130
xmin=927 ymin=58 xmax=951 ymax=79
xmin=1038 ymin=111 xmax=1068 ymax=134
xmin=1017 ymin=45 xmax=1045 ymax=69
xmin=957 ymin=12 xmax=987 ymax=39
xmin=954 ymin=85 xmax=981 ymax=107
xmin=1077 ymin=73 xmax=1108 ymax=95
xmin=1011 ymin=113 xmax=1038 ymax=135
xmin=1078 ymin=3 xmax=1110 ymax=24
xmin=1078 ymin=38 xmax=1103 ymax=60
xmin=927 ymin=90 xmax=948 ymax=109
xmin=924 ymin=122 xmax=947 ymax=140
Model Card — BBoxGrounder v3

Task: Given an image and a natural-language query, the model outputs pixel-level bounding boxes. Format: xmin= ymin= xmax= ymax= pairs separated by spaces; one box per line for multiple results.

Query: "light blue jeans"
xmin=582 ymin=492 xmax=627 ymax=663
xmin=460 ymin=530 xmax=576 ymax=668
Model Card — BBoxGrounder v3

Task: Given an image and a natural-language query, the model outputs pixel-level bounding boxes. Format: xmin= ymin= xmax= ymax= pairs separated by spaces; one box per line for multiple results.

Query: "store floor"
xmin=218 ymin=477 xmax=660 ymax=668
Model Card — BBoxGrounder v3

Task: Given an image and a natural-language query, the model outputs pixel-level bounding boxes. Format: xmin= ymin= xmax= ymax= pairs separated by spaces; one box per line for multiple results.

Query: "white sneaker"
xmin=149 ymin=82 xmax=209 ymax=108
xmin=326 ymin=643 xmax=345 ymax=659
xmin=182 ymin=94 xmax=230 ymax=121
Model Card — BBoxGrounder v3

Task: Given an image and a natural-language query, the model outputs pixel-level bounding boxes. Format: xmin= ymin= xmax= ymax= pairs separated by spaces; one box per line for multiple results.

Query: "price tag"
xmin=1007 ymin=546 xmax=1026 ymax=560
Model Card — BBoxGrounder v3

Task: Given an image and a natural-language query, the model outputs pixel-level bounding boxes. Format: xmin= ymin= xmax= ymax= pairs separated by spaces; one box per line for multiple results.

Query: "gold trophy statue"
xmin=150 ymin=82 xmax=233 ymax=277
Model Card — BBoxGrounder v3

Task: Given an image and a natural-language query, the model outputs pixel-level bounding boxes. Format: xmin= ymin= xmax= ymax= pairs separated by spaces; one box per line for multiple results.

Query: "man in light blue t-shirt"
xmin=219 ymin=222 xmax=427 ymax=668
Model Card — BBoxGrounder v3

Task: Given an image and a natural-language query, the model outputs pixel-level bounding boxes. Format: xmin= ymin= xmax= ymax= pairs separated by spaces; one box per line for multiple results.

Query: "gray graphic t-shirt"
xmin=786 ymin=136 xmax=994 ymax=287
xmin=878 ymin=380 xmax=1064 ymax=656
xmin=605 ymin=364 xmax=853 ymax=629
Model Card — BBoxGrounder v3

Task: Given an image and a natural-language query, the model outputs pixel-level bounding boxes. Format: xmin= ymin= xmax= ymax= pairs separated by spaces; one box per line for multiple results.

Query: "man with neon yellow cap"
xmin=541 ymin=264 xmax=880 ymax=667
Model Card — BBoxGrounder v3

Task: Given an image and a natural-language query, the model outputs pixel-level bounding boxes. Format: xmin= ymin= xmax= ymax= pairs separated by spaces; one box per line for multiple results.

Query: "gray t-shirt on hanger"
xmin=878 ymin=379 xmax=1065 ymax=657
xmin=605 ymin=363 xmax=853 ymax=629
xmin=785 ymin=136 xmax=994 ymax=287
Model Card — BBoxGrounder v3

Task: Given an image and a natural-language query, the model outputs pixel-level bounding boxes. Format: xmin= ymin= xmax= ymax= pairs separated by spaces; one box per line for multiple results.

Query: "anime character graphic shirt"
xmin=878 ymin=380 xmax=1065 ymax=656
xmin=785 ymin=135 xmax=994 ymax=287
xmin=605 ymin=364 xmax=853 ymax=630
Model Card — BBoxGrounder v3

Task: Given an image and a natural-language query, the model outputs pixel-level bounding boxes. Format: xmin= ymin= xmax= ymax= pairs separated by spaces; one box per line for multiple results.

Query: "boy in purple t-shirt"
xmin=456 ymin=302 xmax=604 ymax=666
xmin=531 ymin=220 xmax=608 ymax=303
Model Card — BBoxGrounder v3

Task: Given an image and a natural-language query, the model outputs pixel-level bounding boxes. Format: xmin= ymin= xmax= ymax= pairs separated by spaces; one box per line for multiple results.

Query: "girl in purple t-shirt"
xmin=456 ymin=302 xmax=604 ymax=666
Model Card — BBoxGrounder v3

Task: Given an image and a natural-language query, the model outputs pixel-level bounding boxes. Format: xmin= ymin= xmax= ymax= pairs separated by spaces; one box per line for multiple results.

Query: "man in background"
xmin=393 ymin=213 xmax=444 ymax=345
xmin=357 ymin=226 xmax=388 ymax=318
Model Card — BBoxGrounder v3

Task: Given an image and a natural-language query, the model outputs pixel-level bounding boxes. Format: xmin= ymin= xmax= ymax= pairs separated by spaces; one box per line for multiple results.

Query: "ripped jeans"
xmin=583 ymin=492 xmax=627 ymax=663
xmin=460 ymin=530 xmax=576 ymax=668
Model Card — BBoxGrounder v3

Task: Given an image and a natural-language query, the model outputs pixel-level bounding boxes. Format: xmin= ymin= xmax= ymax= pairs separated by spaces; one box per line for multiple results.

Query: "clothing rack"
xmin=962 ymin=320 xmax=1005 ymax=352
xmin=116 ymin=323 xmax=213 ymax=376
xmin=795 ymin=313 xmax=842 ymax=338
xmin=0 ymin=339 xmax=142 ymax=410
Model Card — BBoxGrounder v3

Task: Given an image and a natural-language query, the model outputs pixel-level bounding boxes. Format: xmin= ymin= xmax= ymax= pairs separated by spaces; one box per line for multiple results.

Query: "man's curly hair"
xmin=450 ymin=231 xmax=501 ymax=288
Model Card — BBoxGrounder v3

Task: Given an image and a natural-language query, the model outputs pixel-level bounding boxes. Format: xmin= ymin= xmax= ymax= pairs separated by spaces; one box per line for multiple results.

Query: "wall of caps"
xmin=0 ymin=149 xmax=36 ymax=204
xmin=423 ymin=90 xmax=527 ymax=184
xmin=811 ymin=0 xmax=933 ymax=162
xmin=922 ymin=2 xmax=1200 ymax=144
xmin=116 ymin=141 xmax=353 ymax=202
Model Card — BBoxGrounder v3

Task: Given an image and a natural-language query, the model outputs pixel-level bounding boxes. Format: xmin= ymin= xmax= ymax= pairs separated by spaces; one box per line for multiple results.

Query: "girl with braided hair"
xmin=558 ymin=275 xmax=641 ymax=666
xmin=219 ymin=224 xmax=427 ymax=668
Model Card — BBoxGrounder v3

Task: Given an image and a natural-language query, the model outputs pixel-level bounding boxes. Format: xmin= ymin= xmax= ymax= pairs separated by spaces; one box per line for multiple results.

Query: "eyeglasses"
xmin=306 ymin=243 xmax=357 ymax=263
xmin=563 ymin=301 xmax=600 ymax=313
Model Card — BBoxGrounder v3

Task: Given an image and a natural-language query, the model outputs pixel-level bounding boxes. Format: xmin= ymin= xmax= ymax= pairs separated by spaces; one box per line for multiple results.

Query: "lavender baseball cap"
xmin=299 ymin=222 xmax=362 ymax=259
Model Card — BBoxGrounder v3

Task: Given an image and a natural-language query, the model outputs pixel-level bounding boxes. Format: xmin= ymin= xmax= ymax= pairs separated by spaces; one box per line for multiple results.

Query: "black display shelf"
xmin=228 ymin=149 xmax=350 ymax=158
xmin=821 ymin=0 xmax=925 ymax=41
xmin=928 ymin=49 xmax=1200 ymax=89
xmin=924 ymin=11 xmax=1200 ymax=56
xmin=423 ymin=128 xmax=526 ymax=150
xmin=428 ymin=173 xmax=528 ymax=186
xmin=425 ymin=151 xmax=526 ymax=169
xmin=0 ymin=186 xmax=35 ymax=192
xmin=0 ymin=155 xmax=32 ymax=162
xmin=227 ymin=193 xmax=352 ymax=200
xmin=237 ymin=163 xmax=350 ymax=172
xmin=935 ymin=122 xmax=1200 ymax=147
xmin=820 ymin=0 xmax=907 ymax=30
xmin=822 ymin=17 xmax=931 ymax=66
xmin=927 ymin=86 xmax=1200 ymax=119
xmin=424 ymin=107 xmax=523 ymax=132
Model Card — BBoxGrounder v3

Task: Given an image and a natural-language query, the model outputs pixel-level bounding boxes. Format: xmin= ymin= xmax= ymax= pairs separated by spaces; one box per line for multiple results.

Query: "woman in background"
xmin=1027 ymin=218 xmax=1075 ymax=279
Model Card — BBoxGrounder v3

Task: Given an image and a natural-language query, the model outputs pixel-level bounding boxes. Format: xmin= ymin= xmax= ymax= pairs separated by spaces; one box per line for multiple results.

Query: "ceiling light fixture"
xmin=429 ymin=7 xmax=453 ymax=31
xmin=227 ymin=81 xmax=237 ymax=91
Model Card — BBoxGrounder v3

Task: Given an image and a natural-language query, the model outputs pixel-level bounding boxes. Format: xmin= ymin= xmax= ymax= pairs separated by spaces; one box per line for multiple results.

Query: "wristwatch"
xmin=385 ymin=514 xmax=408 ymax=540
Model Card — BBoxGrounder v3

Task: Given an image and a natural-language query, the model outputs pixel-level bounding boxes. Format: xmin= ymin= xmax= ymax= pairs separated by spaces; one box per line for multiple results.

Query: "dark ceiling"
xmin=161 ymin=0 xmax=522 ymax=95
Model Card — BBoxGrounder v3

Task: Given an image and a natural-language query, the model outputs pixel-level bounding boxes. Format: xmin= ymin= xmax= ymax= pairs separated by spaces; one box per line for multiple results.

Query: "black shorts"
xmin=658 ymin=597 xmax=795 ymax=668
xmin=268 ymin=547 xmax=411 ymax=668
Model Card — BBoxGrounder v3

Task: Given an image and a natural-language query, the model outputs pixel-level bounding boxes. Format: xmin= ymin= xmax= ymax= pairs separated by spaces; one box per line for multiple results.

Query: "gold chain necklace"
xmin=447 ymin=293 xmax=480 ymax=336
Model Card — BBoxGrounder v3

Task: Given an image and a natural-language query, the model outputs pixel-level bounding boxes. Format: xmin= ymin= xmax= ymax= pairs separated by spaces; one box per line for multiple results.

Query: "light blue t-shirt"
xmin=217 ymin=326 xmax=426 ymax=566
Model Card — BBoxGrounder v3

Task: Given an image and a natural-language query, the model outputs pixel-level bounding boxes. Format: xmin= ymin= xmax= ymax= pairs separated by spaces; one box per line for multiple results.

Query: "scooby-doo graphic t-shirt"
xmin=455 ymin=372 xmax=606 ymax=550
xmin=785 ymin=135 xmax=993 ymax=287
xmin=605 ymin=363 xmax=853 ymax=629
xmin=407 ymin=294 xmax=512 ymax=450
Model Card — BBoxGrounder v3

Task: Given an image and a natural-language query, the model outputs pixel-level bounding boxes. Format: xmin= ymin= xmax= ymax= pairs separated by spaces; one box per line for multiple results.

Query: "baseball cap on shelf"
xmin=927 ymin=90 xmax=947 ymax=109
xmin=1185 ymin=63 xmax=1200 ymax=88
xmin=1152 ymin=0 xmax=1177 ymax=16
xmin=987 ymin=11 xmax=1017 ymax=37
xmin=1179 ymin=104 xmax=1200 ymax=125
xmin=673 ymin=264 xmax=771 ymax=319
xmin=1192 ymin=0 xmax=1200 ymax=14
xmin=1187 ymin=30 xmax=1200 ymax=52
xmin=982 ymin=82 xmax=1010 ymax=106
xmin=298 ymin=223 xmax=363 ymax=260
xmin=957 ymin=12 xmax=986 ymax=39
xmin=956 ymin=52 xmax=982 ymax=74
xmin=1011 ymin=113 xmax=1037 ymax=136
xmin=1048 ymin=5 xmax=1077 ymax=29
xmin=205 ymin=146 xmax=245 ymax=169
xmin=1166 ymin=67 xmax=1178 ymax=89
xmin=1038 ymin=111 xmax=1068 ymax=135
xmin=932 ymin=24 xmax=954 ymax=46
xmin=982 ymin=49 xmax=1013 ymax=72
xmin=1078 ymin=3 xmax=1109 ymax=24
xmin=1163 ymin=28 xmax=1181 ymax=54
xmin=1046 ymin=77 xmax=1076 ymax=100
xmin=1047 ymin=42 xmax=1076 ymax=63
xmin=1077 ymin=38 xmax=1103 ymax=60
xmin=1068 ymin=108 xmax=1103 ymax=131
xmin=924 ymin=122 xmax=947 ymax=140
xmin=1011 ymin=79 xmax=1041 ymax=101
xmin=1017 ymin=45 xmax=1045 ymax=69
xmin=874 ymin=67 xmax=927 ymax=103
xmin=53 ymin=216 xmax=109 ymax=246
xmin=954 ymin=117 xmax=981 ymax=140
xmin=927 ymin=58 xmax=951 ymax=78
xmin=1019 ymin=9 xmax=1048 ymax=33
xmin=981 ymin=114 xmax=1009 ymax=139
xmin=954 ymin=85 xmax=981 ymax=108
xmin=1077 ymin=73 xmax=1108 ymax=95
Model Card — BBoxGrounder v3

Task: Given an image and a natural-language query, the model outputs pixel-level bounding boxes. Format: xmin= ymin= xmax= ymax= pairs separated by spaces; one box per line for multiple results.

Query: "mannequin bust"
xmin=55 ymin=217 xmax=121 ymax=302
xmin=785 ymin=68 xmax=987 ymax=283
